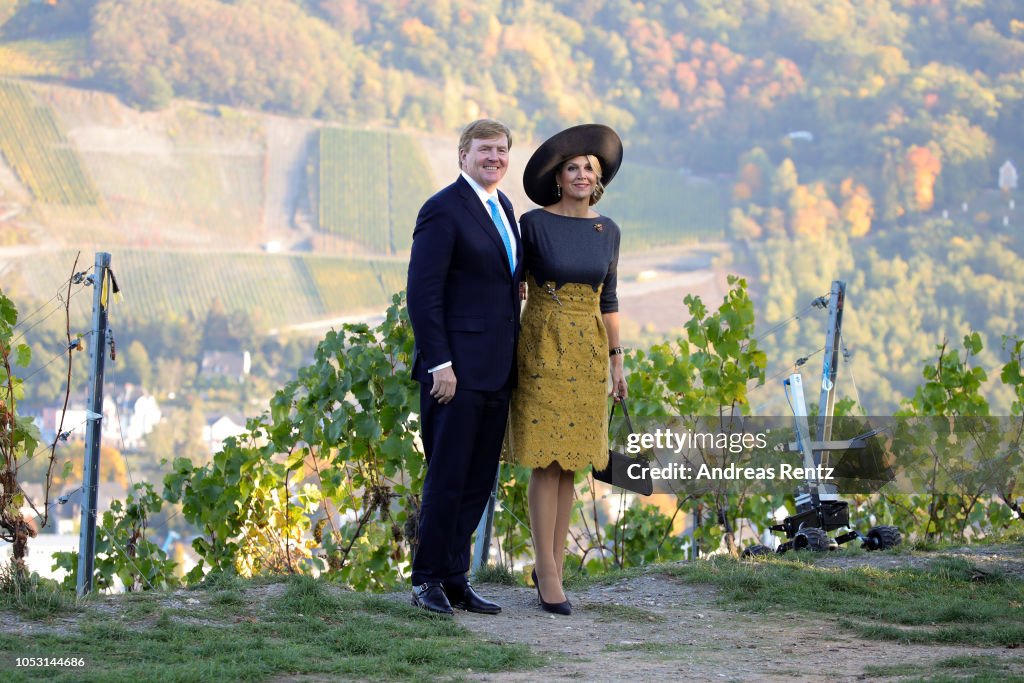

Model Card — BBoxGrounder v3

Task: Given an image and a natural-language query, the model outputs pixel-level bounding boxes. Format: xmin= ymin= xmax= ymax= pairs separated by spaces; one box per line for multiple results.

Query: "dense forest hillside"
xmin=0 ymin=0 xmax=1021 ymax=412
xmin=4 ymin=2 xmax=1021 ymax=181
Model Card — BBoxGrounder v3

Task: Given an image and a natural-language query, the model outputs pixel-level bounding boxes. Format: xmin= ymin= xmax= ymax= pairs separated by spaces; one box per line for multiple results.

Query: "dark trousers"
xmin=411 ymin=381 xmax=510 ymax=588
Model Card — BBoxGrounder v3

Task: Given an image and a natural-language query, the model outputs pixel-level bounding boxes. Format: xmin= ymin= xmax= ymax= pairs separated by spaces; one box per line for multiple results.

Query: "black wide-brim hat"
xmin=523 ymin=124 xmax=623 ymax=207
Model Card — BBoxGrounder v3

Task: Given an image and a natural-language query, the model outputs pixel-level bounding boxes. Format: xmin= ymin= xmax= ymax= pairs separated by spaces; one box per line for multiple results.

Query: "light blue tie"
xmin=487 ymin=197 xmax=515 ymax=272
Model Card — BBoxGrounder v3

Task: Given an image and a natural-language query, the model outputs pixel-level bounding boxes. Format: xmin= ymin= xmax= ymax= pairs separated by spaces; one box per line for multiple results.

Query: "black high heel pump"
xmin=532 ymin=568 xmax=571 ymax=615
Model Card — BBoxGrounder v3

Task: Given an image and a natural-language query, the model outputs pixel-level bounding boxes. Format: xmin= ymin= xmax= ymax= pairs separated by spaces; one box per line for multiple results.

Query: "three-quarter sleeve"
xmin=599 ymin=227 xmax=619 ymax=313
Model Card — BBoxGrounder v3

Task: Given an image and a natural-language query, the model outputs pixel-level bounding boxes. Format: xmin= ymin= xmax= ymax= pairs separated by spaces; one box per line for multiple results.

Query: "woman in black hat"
xmin=510 ymin=124 xmax=626 ymax=615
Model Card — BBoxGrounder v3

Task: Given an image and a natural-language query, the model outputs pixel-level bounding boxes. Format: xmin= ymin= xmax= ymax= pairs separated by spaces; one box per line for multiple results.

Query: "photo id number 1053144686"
xmin=15 ymin=656 xmax=86 ymax=668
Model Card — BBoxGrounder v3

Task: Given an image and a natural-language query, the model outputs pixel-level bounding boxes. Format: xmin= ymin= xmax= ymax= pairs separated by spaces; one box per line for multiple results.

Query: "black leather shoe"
xmin=531 ymin=569 xmax=571 ymax=616
xmin=446 ymin=582 xmax=501 ymax=614
xmin=411 ymin=582 xmax=453 ymax=615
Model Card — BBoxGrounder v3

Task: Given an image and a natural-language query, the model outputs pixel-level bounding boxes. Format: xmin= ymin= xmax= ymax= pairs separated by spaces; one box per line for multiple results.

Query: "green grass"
xmin=471 ymin=563 xmax=519 ymax=586
xmin=603 ymin=641 xmax=676 ymax=653
xmin=660 ymin=554 xmax=1024 ymax=647
xmin=0 ymin=575 xmax=541 ymax=682
xmin=0 ymin=563 xmax=80 ymax=621
xmin=863 ymin=654 xmax=1024 ymax=682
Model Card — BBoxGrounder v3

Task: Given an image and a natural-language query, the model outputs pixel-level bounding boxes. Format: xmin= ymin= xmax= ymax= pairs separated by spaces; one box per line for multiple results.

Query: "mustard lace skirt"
xmin=510 ymin=276 xmax=609 ymax=472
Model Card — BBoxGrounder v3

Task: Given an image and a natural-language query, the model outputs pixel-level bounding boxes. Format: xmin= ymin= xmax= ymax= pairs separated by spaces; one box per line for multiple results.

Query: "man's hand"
xmin=430 ymin=366 xmax=457 ymax=404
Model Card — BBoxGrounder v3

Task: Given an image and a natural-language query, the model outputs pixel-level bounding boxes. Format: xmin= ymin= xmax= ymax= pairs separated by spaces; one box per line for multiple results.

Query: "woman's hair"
xmin=560 ymin=154 xmax=606 ymax=205
xmin=458 ymin=119 xmax=512 ymax=166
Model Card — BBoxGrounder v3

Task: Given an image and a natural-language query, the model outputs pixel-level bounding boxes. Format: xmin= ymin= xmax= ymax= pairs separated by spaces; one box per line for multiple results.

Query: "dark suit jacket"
xmin=407 ymin=175 xmax=522 ymax=392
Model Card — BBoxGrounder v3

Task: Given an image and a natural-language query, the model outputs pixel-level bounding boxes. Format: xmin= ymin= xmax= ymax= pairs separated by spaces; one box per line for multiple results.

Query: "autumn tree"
xmin=789 ymin=182 xmax=839 ymax=240
xmin=771 ymin=158 xmax=799 ymax=206
xmin=732 ymin=147 xmax=773 ymax=205
xmin=839 ymin=179 xmax=875 ymax=237
xmin=905 ymin=144 xmax=943 ymax=212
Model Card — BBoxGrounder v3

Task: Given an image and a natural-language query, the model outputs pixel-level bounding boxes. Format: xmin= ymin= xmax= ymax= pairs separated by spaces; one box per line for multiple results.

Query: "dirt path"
xmin=389 ymin=546 xmax=1024 ymax=682
xmin=414 ymin=575 xmax=1012 ymax=682
xmin=263 ymin=116 xmax=316 ymax=238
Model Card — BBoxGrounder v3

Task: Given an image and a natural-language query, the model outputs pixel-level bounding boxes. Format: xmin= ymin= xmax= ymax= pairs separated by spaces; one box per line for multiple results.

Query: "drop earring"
xmin=556 ymin=184 xmax=561 ymax=198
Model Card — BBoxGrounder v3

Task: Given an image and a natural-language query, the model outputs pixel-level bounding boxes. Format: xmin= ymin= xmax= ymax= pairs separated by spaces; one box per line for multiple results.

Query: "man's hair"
xmin=458 ymin=119 xmax=512 ymax=167
xmin=559 ymin=154 xmax=606 ymax=205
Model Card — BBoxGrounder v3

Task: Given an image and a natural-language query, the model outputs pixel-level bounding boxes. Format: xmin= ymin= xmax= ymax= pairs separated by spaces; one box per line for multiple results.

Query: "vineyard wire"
xmin=10 ymin=276 xmax=90 ymax=346
xmin=10 ymin=266 xmax=88 ymax=333
xmin=757 ymin=346 xmax=826 ymax=391
xmin=20 ymin=331 xmax=91 ymax=384
xmin=741 ymin=297 xmax=822 ymax=352
xmin=19 ymin=418 xmax=89 ymax=468
xmin=25 ymin=487 xmax=79 ymax=535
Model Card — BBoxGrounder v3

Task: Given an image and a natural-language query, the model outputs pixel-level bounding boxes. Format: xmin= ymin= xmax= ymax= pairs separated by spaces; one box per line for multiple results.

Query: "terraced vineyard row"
xmin=14 ymin=251 xmax=411 ymax=330
xmin=388 ymin=134 xmax=435 ymax=252
xmin=0 ymin=79 xmax=102 ymax=206
xmin=302 ymin=257 xmax=407 ymax=314
xmin=316 ymin=127 xmax=435 ymax=254
xmin=318 ymin=128 xmax=391 ymax=252
xmin=600 ymin=162 xmax=726 ymax=249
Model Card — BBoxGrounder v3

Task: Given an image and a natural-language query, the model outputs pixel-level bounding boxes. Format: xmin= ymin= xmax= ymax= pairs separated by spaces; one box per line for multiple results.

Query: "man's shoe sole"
xmin=450 ymin=602 xmax=501 ymax=615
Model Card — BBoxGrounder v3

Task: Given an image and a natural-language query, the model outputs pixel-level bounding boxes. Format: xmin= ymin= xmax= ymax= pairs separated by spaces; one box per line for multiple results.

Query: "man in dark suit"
xmin=406 ymin=119 xmax=521 ymax=615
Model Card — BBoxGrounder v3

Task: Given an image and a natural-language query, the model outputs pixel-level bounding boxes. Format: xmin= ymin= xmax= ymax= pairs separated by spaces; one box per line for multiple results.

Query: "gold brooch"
xmin=594 ymin=223 xmax=603 ymax=232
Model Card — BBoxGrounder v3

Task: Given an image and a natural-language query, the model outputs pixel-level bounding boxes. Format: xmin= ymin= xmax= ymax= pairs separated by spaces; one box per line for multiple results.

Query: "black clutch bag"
xmin=593 ymin=398 xmax=654 ymax=496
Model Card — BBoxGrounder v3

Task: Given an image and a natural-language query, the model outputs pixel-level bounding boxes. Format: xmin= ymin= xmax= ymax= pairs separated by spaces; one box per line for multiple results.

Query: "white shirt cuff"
xmin=428 ymin=361 xmax=453 ymax=373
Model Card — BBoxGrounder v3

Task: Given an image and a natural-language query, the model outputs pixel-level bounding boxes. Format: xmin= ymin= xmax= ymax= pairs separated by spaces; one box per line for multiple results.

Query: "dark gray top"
xmin=520 ymin=208 xmax=620 ymax=313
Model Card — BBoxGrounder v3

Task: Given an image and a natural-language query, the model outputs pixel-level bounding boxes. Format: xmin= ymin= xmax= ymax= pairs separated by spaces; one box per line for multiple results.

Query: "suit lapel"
xmin=457 ymin=177 xmax=514 ymax=276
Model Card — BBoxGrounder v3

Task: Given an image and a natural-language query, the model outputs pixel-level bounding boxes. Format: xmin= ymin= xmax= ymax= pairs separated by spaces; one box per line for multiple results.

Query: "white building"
xmin=999 ymin=160 xmax=1018 ymax=192
xmin=124 ymin=394 xmax=162 ymax=449
xmin=49 ymin=394 xmax=119 ymax=442
xmin=202 ymin=415 xmax=248 ymax=453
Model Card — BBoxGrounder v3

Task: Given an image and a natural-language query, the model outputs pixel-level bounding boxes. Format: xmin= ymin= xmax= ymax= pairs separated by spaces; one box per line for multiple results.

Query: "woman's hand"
xmin=609 ymin=359 xmax=627 ymax=400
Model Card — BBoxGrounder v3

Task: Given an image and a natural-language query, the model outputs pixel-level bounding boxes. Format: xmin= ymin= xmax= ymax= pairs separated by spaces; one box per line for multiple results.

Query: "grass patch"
xmin=0 ymin=562 xmax=80 ymax=620
xmin=603 ymin=641 xmax=676 ymax=653
xmin=210 ymin=589 xmax=244 ymax=607
xmin=583 ymin=602 xmax=666 ymax=623
xmin=863 ymin=654 xmax=1024 ymax=681
xmin=472 ymin=563 xmax=519 ymax=586
xmin=660 ymin=555 xmax=1024 ymax=647
xmin=0 ymin=574 xmax=542 ymax=682
xmin=190 ymin=569 xmax=245 ymax=592
xmin=120 ymin=596 xmax=161 ymax=621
